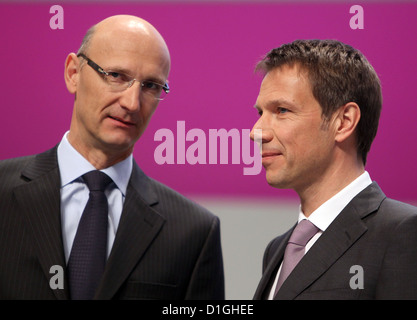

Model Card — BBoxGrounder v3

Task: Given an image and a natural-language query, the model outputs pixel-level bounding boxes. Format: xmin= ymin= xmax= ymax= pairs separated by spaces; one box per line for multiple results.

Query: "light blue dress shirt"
xmin=57 ymin=131 xmax=133 ymax=263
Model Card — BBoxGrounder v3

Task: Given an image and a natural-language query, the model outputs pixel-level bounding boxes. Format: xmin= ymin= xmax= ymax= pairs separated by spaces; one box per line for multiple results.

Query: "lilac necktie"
xmin=67 ymin=170 xmax=112 ymax=300
xmin=274 ymin=219 xmax=319 ymax=296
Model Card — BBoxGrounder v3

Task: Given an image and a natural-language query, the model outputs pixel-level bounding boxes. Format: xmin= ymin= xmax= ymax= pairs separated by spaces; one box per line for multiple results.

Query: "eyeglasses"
xmin=77 ymin=53 xmax=170 ymax=101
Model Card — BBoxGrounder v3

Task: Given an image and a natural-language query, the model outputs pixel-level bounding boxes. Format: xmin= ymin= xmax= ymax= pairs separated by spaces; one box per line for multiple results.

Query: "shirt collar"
xmin=299 ymin=171 xmax=372 ymax=232
xmin=57 ymin=131 xmax=132 ymax=196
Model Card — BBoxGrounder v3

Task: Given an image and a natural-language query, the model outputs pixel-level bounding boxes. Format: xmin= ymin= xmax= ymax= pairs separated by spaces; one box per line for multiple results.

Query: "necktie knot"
xmin=82 ymin=170 xmax=112 ymax=192
xmin=288 ymin=219 xmax=319 ymax=246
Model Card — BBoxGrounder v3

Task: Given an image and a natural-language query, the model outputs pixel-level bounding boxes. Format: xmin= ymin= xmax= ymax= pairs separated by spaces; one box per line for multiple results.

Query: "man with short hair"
xmin=251 ymin=40 xmax=417 ymax=300
xmin=0 ymin=15 xmax=224 ymax=300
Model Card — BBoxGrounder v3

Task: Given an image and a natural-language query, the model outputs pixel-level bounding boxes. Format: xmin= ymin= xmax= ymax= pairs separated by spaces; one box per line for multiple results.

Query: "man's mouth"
xmin=108 ymin=116 xmax=135 ymax=126
xmin=261 ymin=151 xmax=282 ymax=158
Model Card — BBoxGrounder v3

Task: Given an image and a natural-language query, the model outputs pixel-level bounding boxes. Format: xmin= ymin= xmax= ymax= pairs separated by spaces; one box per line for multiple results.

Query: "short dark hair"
xmin=256 ymin=39 xmax=382 ymax=165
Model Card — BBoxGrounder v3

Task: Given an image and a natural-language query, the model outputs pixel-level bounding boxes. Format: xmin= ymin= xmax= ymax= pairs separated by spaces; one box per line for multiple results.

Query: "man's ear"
xmin=334 ymin=102 xmax=361 ymax=143
xmin=64 ymin=53 xmax=80 ymax=94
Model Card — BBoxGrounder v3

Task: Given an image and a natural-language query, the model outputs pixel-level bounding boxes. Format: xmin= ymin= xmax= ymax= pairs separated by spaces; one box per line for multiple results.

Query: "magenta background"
xmin=0 ymin=2 xmax=416 ymax=202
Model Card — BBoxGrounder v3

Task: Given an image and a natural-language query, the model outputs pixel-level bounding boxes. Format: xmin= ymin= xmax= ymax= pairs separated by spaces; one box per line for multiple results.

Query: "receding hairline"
xmin=77 ymin=24 xmax=96 ymax=55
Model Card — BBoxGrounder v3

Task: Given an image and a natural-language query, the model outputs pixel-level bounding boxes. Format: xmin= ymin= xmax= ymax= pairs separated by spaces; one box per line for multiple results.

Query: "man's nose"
xmin=119 ymin=82 xmax=141 ymax=112
xmin=250 ymin=117 xmax=273 ymax=143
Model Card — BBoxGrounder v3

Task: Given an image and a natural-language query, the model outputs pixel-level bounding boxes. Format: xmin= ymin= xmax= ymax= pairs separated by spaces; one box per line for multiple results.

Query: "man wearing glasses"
xmin=0 ymin=15 xmax=224 ymax=300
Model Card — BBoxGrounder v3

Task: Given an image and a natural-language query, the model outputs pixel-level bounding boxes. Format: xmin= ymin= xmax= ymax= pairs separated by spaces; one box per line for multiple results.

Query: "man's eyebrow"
xmin=105 ymin=65 xmax=133 ymax=75
xmin=104 ymin=66 xmax=166 ymax=84
xmin=259 ymin=99 xmax=297 ymax=110
xmin=144 ymin=75 xmax=167 ymax=85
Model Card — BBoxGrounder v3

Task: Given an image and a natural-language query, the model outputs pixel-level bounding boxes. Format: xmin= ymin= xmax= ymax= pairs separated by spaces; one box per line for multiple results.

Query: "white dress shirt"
xmin=57 ymin=131 xmax=133 ymax=263
xmin=268 ymin=171 xmax=373 ymax=299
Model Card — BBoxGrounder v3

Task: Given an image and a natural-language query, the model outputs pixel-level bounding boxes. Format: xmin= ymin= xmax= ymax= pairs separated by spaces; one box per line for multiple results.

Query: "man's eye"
xmin=106 ymin=72 xmax=132 ymax=86
xmin=109 ymin=72 xmax=120 ymax=79
xmin=278 ymin=107 xmax=288 ymax=114
xmin=142 ymin=81 xmax=161 ymax=91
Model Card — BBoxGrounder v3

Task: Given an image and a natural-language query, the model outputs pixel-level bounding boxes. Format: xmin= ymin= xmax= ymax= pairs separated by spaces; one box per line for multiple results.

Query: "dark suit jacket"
xmin=253 ymin=182 xmax=417 ymax=300
xmin=0 ymin=147 xmax=225 ymax=300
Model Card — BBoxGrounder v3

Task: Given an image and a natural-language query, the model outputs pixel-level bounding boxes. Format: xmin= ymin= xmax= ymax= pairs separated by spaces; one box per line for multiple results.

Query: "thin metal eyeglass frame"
xmin=76 ymin=53 xmax=170 ymax=99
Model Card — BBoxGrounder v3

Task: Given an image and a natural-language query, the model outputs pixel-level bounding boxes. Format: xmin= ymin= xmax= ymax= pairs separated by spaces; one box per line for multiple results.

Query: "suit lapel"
xmin=274 ymin=210 xmax=367 ymax=299
xmin=13 ymin=147 xmax=69 ymax=300
xmin=274 ymin=182 xmax=385 ymax=300
xmin=253 ymin=228 xmax=294 ymax=299
xmin=95 ymin=162 xmax=165 ymax=299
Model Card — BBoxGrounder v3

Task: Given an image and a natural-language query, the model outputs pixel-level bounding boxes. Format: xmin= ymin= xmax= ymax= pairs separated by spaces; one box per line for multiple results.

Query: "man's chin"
xmin=265 ymin=173 xmax=289 ymax=189
xmin=99 ymin=136 xmax=137 ymax=154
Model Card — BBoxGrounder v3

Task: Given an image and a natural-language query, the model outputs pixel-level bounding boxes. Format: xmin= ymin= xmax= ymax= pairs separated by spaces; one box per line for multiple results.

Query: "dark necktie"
xmin=67 ymin=170 xmax=113 ymax=300
xmin=274 ymin=219 xmax=319 ymax=296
